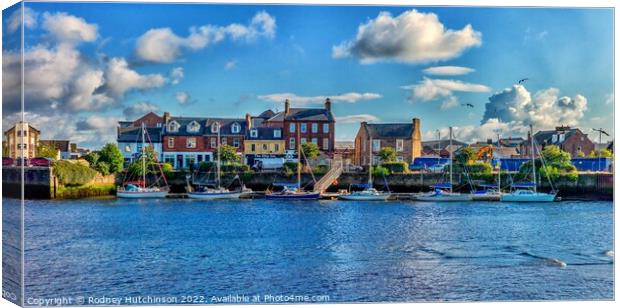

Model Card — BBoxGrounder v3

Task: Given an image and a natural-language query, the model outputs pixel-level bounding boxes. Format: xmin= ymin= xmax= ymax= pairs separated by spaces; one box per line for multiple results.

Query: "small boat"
xmin=470 ymin=183 xmax=503 ymax=201
xmin=501 ymin=125 xmax=557 ymax=203
xmin=416 ymin=183 xmax=471 ymax=202
xmin=339 ymin=138 xmax=390 ymax=201
xmin=117 ymin=123 xmax=169 ymax=199
xmin=265 ymin=183 xmax=320 ymax=200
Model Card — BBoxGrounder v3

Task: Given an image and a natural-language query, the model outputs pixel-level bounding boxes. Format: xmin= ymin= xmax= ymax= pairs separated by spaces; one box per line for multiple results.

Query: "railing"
xmin=314 ymin=159 xmax=343 ymax=193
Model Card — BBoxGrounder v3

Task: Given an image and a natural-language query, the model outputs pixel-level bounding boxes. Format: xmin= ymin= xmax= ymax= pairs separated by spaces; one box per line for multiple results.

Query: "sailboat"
xmin=187 ymin=121 xmax=244 ymax=200
xmin=265 ymin=122 xmax=320 ymax=200
xmin=417 ymin=127 xmax=470 ymax=202
xmin=117 ymin=123 xmax=169 ymax=198
xmin=501 ymin=125 xmax=557 ymax=202
xmin=471 ymin=132 xmax=504 ymax=201
xmin=339 ymin=137 xmax=390 ymax=201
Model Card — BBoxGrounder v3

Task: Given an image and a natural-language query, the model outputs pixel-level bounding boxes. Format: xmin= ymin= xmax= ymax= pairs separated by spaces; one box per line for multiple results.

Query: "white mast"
xmin=449 ymin=126 xmax=453 ymax=193
xmin=530 ymin=124 xmax=537 ymax=192
xmin=496 ymin=132 xmax=501 ymax=191
xmin=142 ymin=122 xmax=146 ymax=188
xmin=368 ymin=137 xmax=373 ymax=187
xmin=216 ymin=122 xmax=221 ymax=188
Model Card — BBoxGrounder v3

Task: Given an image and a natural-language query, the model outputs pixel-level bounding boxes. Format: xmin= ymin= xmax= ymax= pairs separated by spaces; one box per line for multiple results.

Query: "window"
xmin=262 ymin=144 xmax=268 ymax=151
xmin=289 ymin=138 xmax=296 ymax=150
xmin=311 ymin=123 xmax=318 ymax=133
xmin=250 ymin=129 xmax=258 ymax=138
xmin=273 ymin=129 xmax=281 ymax=138
xmin=274 ymin=144 xmax=280 ymax=152
xmin=168 ymin=121 xmax=180 ymax=133
xmin=233 ymin=138 xmax=240 ymax=148
xmin=211 ymin=123 xmax=220 ymax=133
xmin=289 ymin=123 xmax=295 ymax=133
xmin=323 ymin=138 xmax=329 ymax=150
xmin=301 ymin=138 xmax=307 ymax=144
xmin=323 ymin=123 xmax=329 ymax=133
xmin=210 ymin=138 xmax=217 ymax=148
xmin=396 ymin=139 xmax=404 ymax=152
xmin=372 ymin=140 xmax=381 ymax=152
xmin=251 ymin=144 xmax=256 ymax=152
xmin=137 ymin=145 xmax=143 ymax=153
xmin=124 ymin=145 xmax=131 ymax=152
xmin=312 ymin=138 xmax=318 ymax=145
xmin=231 ymin=123 xmax=241 ymax=134
xmin=164 ymin=154 xmax=175 ymax=165
xmin=187 ymin=137 xmax=196 ymax=148
xmin=221 ymin=138 xmax=227 ymax=145
xmin=187 ymin=121 xmax=200 ymax=133
xmin=168 ymin=137 xmax=175 ymax=148
xmin=301 ymin=123 xmax=307 ymax=133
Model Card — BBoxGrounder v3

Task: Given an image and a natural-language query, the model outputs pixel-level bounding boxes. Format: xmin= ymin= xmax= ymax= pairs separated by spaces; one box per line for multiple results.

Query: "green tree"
xmin=98 ymin=143 xmax=124 ymax=174
xmin=576 ymin=150 xmax=586 ymax=157
xmin=36 ymin=143 xmax=60 ymax=159
xmin=455 ymin=146 xmax=477 ymax=165
xmin=519 ymin=145 xmax=577 ymax=181
xmin=378 ymin=147 xmax=397 ymax=162
xmin=83 ymin=151 xmax=100 ymax=167
xmin=301 ymin=142 xmax=320 ymax=161
xmin=589 ymin=149 xmax=613 ymax=159
xmin=214 ymin=144 xmax=241 ymax=164
xmin=127 ymin=147 xmax=160 ymax=176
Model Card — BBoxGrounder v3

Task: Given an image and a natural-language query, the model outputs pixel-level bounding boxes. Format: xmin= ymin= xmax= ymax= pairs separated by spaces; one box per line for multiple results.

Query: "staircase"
xmin=314 ymin=159 xmax=343 ymax=193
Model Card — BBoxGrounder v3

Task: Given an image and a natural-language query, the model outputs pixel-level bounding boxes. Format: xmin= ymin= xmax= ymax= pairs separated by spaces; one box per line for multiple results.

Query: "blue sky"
xmin=2 ymin=2 xmax=614 ymax=148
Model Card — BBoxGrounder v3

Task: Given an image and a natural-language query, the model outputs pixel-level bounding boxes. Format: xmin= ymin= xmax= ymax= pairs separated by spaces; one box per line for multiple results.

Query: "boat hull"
xmin=117 ymin=191 xmax=168 ymax=199
xmin=338 ymin=194 xmax=390 ymax=201
xmin=187 ymin=191 xmax=242 ymax=200
xmin=416 ymin=193 xmax=471 ymax=202
xmin=265 ymin=192 xmax=321 ymax=200
xmin=501 ymin=193 xmax=556 ymax=202
xmin=471 ymin=193 xmax=502 ymax=201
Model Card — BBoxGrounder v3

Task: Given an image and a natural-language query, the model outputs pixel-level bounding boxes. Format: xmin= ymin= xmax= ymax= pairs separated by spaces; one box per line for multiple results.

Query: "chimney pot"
xmin=325 ymin=98 xmax=332 ymax=112
xmin=245 ymin=113 xmax=252 ymax=130
xmin=284 ymin=99 xmax=290 ymax=115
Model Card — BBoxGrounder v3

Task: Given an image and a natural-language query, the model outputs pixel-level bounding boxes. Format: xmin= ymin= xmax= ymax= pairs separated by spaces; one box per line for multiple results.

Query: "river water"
xmin=3 ymin=198 xmax=614 ymax=303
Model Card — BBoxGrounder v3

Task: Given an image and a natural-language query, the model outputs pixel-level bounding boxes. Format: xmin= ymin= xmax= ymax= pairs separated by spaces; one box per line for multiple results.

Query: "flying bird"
xmin=461 ymin=103 xmax=474 ymax=108
xmin=518 ymin=78 xmax=529 ymax=84
xmin=593 ymin=128 xmax=610 ymax=136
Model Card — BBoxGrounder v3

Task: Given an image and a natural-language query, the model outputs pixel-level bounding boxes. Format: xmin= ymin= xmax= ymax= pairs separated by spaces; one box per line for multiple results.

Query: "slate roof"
xmin=257 ymin=109 xmax=276 ymax=118
xmin=265 ymin=108 xmax=334 ymax=123
xmin=39 ymin=140 xmax=70 ymax=152
xmin=204 ymin=118 xmax=247 ymax=135
xmin=364 ymin=123 xmax=415 ymax=139
xmin=246 ymin=127 xmax=283 ymax=140
xmin=162 ymin=116 xmax=247 ymax=136
xmin=533 ymin=128 xmax=579 ymax=146
xmin=117 ymin=127 xmax=163 ymax=143
xmin=421 ymin=139 xmax=467 ymax=151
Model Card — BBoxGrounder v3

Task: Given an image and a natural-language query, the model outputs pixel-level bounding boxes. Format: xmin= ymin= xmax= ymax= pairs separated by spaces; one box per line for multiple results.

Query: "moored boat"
xmin=339 ymin=138 xmax=390 ymax=201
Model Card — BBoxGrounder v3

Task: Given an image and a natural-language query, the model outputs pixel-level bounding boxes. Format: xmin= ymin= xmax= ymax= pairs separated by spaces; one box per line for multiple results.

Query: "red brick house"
xmin=354 ymin=118 xmax=422 ymax=166
xmin=521 ymin=126 xmax=595 ymax=158
xmin=260 ymin=98 xmax=335 ymax=156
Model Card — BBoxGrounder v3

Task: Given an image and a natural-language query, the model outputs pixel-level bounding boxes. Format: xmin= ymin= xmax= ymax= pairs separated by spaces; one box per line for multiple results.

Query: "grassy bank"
xmin=53 ymin=183 xmax=116 ymax=199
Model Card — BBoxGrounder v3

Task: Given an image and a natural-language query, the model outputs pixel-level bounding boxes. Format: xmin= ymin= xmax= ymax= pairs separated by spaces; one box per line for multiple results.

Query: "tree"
xmin=301 ymin=142 xmax=320 ymax=161
xmin=98 ymin=143 xmax=124 ymax=174
xmin=83 ymin=151 xmax=100 ymax=167
xmin=589 ymin=149 xmax=613 ymax=159
xmin=127 ymin=147 xmax=159 ymax=176
xmin=519 ymin=145 xmax=577 ymax=181
xmin=576 ymin=150 xmax=586 ymax=157
xmin=378 ymin=147 xmax=397 ymax=162
xmin=214 ymin=144 xmax=241 ymax=164
xmin=36 ymin=143 xmax=60 ymax=159
xmin=455 ymin=146 xmax=477 ymax=165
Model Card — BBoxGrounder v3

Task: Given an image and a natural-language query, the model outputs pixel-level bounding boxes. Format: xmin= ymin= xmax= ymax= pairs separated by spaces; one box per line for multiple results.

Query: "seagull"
xmin=593 ymin=128 xmax=610 ymax=136
xmin=518 ymin=78 xmax=529 ymax=84
xmin=461 ymin=103 xmax=474 ymax=108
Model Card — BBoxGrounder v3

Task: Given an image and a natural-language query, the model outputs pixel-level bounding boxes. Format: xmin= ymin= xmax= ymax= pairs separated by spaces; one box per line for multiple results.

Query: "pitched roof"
xmin=163 ymin=117 xmax=207 ymax=135
xmin=422 ymin=139 xmax=467 ymax=151
xmin=117 ymin=127 xmax=163 ymax=142
xmin=364 ymin=123 xmax=414 ymax=139
xmin=533 ymin=128 xmax=580 ymax=146
xmin=39 ymin=140 xmax=70 ymax=152
xmin=265 ymin=108 xmax=334 ymax=123
xmin=204 ymin=118 xmax=247 ymax=135
xmin=246 ymin=127 xmax=282 ymax=140
xmin=257 ymin=109 xmax=276 ymax=118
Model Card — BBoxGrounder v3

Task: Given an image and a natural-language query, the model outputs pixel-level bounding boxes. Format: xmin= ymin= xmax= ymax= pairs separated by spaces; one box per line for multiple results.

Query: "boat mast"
xmin=497 ymin=132 xmax=501 ymax=191
xmin=297 ymin=122 xmax=301 ymax=192
xmin=217 ymin=122 xmax=221 ymax=188
xmin=530 ymin=124 xmax=537 ymax=192
xmin=142 ymin=122 xmax=146 ymax=188
xmin=368 ymin=137 xmax=373 ymax=187
xmin=449 ymin=126 xmax=453 ymax=193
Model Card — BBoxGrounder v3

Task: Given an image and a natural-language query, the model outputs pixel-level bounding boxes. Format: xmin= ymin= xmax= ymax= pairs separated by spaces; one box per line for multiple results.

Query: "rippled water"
xmin=7 ymin=198 xmax=614 ymax=303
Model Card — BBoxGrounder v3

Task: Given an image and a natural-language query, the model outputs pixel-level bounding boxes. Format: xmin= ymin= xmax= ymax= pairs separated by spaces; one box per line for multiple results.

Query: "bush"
xmin=53 ymin=160 xmax=97 ymax=186
xmin=313 ymin=164 xmax=329 ymax=174
xmin=199 ymin=161 xmax=216 ymax=171
xmin=380 ymin=161 xmax=409 ymax=174
xmin=161 ymin=163 xmax=173 ymax=177
xmin=378 ymin=147 xmax=397 ymax=162
xmin=464 ymin=162 xmax=493 ymax=181
xmin=372 ymin=166 xmax=390 ymax=177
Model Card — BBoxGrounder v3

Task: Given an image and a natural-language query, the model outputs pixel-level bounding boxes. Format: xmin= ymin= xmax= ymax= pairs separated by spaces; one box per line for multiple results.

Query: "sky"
xmin=1 ymin=2 xmax=614 ymax=149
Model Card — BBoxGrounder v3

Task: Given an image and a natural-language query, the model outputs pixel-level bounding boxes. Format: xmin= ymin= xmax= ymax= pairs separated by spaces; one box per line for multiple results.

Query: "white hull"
xmin=338 ymin=194 xmax=390 ymax=201
xmin=501 ymin=192 xmax=556 ymax=202
xmin=117 ymin=191 xmax=168 ymax=199
xmin=187 ymin=191 xmax=242 ymax=200
xmin=416 ymin=192 xmax=471 ymax=202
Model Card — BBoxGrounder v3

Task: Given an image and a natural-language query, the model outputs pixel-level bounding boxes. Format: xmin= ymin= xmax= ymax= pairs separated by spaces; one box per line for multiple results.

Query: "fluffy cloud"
xmin=225 ymin=59 xmax=237 ymax=71
xmin=332 ymin=10 xmax=481 ymax=64
xmin=6 ymin=6 xmax=38 ymax=33
xmin=104 ymin=57 xmax=166 ymax=97
xmin=423 ymin=66 xmax=474 ymax=76
xmin=135 ymin=11 xmax=276 ymax=63
xmin=336 ymin=114 xmax=380 ymax=124
xmin=170 ymin=67 xmax=184 ymax=85
xmin=123 ymin=102 xmax=160 ymax=119
xmin=75 ymin=115 xmax=121 ymax=130
xmin=403 ymin=78 xmax=490 ymax=109
xmin=258 ymin=92 xmax=382 ymax=105
xmin=175 ymin=91 xmax=190 ymax=104
xmin=42 ymin=12 xmax=98 ymax=44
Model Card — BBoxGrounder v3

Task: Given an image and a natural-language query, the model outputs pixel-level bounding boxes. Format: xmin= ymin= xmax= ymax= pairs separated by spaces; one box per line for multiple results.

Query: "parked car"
xmin=30 ymin=157 xmax=53 ymax=167
xmin=15 ymin=157 xmax=30 ymax=167
xmin=2 ymin=157 xmax=14 ymax=166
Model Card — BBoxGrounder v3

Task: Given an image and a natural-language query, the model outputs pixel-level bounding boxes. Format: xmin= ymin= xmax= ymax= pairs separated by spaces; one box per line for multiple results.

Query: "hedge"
xmin=380 ymin=162 xmax=409 ymax=174
xmin=53 ymin=160 xmax=97 ymax=186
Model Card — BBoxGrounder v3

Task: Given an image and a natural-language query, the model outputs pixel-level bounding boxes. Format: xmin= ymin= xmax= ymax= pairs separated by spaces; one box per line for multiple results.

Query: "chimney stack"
xmin=284 ymin=99 xmax=290 ymax=115
xmin=245 ymin=113 xmax=252 ymax=130
xmin=325 ymin=97 xmax=331 ymax=112
xmin=163 ymin=112 xmax=171 ymax=124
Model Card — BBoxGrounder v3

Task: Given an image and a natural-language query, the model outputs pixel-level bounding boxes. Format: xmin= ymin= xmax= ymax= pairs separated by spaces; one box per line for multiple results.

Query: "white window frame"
xmin=311 ymin=123 xmax=318 ymax=133
xmin=211 ymin=123 xmax=220 ymax=133
xmin=372 ymin=139 xmax=381 ymax=152
xmin=323 ymin=123 xmax=329 ymax=133
xmin=301 ymin=123 xmax=307 ymax=133
xmin=168 ymin=137 xmax=175 ymax=148
xmin=210 ymin=138 xmax=216 ymax=148
xmin=233 ymin=138 xmax=240 ymax=148
xmin=273 ymin=129 xmax=281 ymax=138
xmin=187 ymin=121 xmax=200 ymax=133
xmin=301 ymin=138 xmax=307 ymax=144
xmin=221 ymin=137 xmax=227 ymax=145
xmin=289 ymin=138 xmax=295 ymax=150
xmin=168 ymin=121 xmax=180 ymax=133
xmin=187 ymin=137 xmax=197 ymax=148
xmin=323 ymin=138 xmax=329 ymax=150
xmin=289 ymin=123 xmax=295 ymax=133
xmin=250 ymin=129 xmax=258 ymax=138
xmin=396 ymin=139 xmax=404 ymax=152
xmin=231 ymin=123 xmax=241 ymax=134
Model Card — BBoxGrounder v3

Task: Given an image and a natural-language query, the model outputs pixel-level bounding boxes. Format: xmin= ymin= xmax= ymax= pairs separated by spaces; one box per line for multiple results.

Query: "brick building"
xmin=521 ymin=126 xmax=595 ymax=158
xmin=117 ymin=112 xmax=164 ymax=163
xmin=354 ymin=118 xmax=422 ymax=166
xmin=3 ymin=121 xmax=40 ymax=159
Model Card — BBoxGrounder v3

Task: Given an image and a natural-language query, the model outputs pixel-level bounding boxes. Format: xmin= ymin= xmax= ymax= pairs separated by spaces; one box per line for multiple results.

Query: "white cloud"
xmin=7 ymin=7 xmax=38 ymax=33
xmin=440 ymin=96 xmax=459 ymax=110
xmin=123 ymin=102 xmax=160 ymax=119
xmin=258 ymin=92 xmax=382 ymax=105
xmin=42 ymin=12 xmax=98 ymax=44
xmin=403 ymin=78 xmax=490 ymax=109
xmin=175 ymin=91 xmax=190 ymax=104
xmin=332 ymin=10 xmax=481 ymax=64
xmin=605 ymin=93 xmax=614 ymax=105
xmin=225 ymin=59 xmax=237 ymax=71
xmin=76 ymin=115 xmax=121 ymax=130
xmin=135 ymin=11 xmax=276 ymax=63
xmin=105 ymin=57 xmax=166 ymax=97
xmin=423 ymin=66 xmax=474 ymax=76
xmin=336 ymin=114 xmax=380 ymax=124
xmin=170 ymin=67 xmax=184 ymax=85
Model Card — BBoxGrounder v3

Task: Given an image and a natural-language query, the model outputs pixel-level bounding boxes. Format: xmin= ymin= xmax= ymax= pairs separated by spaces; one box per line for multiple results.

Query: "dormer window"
xmin=187 ymin=121 xmax=200 ymax=133
xmin=211 ymin=123 xmax=220 ymax=133
xmin=231 ymin=122 xmax=241 ymax=134
xmin=250 ymin=129 xmax=258 ymax=138
xmin=167 ymin=120 xmax=180 ymax=133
